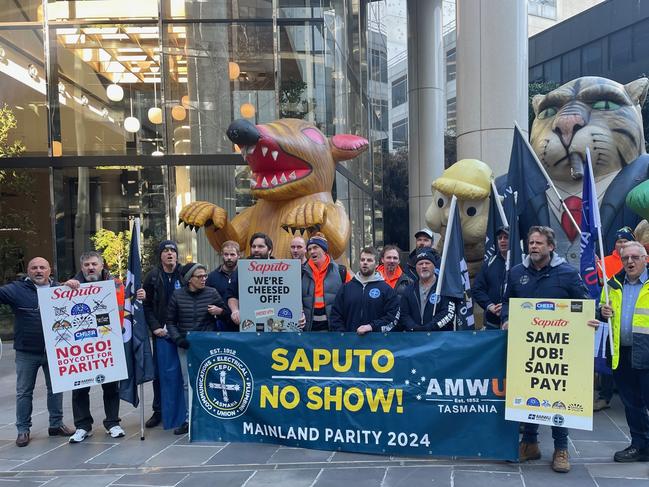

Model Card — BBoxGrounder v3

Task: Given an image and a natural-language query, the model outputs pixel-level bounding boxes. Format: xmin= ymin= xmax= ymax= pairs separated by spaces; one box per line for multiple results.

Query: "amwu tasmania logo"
xmin=196 ymin=351 xmax=253 ymax=419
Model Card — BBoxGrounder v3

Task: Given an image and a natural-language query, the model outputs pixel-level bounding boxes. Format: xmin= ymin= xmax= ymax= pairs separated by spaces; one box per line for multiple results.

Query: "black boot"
xmin=145 ymin=412 xmax=161 ymax=428
xmin=173 ymin=422 xmax=188 ymax=435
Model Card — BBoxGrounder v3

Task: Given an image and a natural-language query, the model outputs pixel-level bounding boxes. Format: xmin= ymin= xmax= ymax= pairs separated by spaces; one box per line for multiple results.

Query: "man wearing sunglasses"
xmin=596 ymin=241 xmax=649 ymax=463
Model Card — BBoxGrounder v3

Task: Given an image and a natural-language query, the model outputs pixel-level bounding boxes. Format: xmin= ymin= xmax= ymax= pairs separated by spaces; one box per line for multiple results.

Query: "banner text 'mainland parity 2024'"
xmin=187 ymin=331 xmax=519 ymax=460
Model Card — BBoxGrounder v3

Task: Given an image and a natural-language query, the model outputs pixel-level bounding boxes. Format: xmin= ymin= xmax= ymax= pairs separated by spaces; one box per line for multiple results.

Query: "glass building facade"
xmin=0 ymin=0 xmax=387 ymax=283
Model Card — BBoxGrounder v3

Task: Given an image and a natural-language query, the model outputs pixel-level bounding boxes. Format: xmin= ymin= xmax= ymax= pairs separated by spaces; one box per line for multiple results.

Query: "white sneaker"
xmin=106 ymin=425 xmax=125 ymax=438
xmin=69 ymin=429 xmax=92 ymax=443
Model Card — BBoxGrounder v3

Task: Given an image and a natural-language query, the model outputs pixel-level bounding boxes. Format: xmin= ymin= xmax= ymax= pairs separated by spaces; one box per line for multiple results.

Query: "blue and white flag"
xmin=580 ymin=151 xmax=601 ymax=299
xmin=439 ymin=196 xmax=474 ymax=329
xmin=120 ymin=218 xmax=155 ymax=407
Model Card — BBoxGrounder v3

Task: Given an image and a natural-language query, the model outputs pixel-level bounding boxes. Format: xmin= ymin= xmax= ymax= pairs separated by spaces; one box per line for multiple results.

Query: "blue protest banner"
xmin=186 ymin=331 xmax=518 ymax=460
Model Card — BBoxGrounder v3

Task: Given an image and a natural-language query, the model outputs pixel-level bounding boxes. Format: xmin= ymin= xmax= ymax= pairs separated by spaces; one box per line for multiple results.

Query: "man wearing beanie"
xmin=398 ymin=250 xmax=456 ymax=331
xmin=330 ymin=247 xmax=400 ymax=334
xmin=301 ymin=232 xmax=351 ymax=331
xmin=142 ymin=240 xmax=182 ymax=428
xmin=166 ymin=262 xmax=228 ymax=435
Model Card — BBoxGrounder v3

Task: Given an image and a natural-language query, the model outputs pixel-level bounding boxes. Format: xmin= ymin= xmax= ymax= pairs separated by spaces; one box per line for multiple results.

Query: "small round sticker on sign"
xmin=369 ymin=288 xmax=381 ymax=299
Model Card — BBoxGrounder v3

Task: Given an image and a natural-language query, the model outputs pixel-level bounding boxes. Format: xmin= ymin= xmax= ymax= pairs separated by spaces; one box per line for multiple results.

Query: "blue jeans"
xmin=15 ymin=350 xmax=63 ymax=433
xmin=613 ymin=347 xmax=649 ymax=449
xmin=522 ymin=423 xmax=569 ymax=449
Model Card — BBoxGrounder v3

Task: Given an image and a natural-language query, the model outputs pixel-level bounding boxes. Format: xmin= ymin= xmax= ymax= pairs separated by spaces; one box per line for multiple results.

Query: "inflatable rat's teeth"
xmin=261 ymin=146 xmax=268 ymax=157
xmin=271 ymin=150 xmax=278 ymax=161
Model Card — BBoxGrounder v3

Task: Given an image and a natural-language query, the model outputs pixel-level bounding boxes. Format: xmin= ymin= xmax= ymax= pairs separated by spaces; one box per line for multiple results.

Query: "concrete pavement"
xmin=0 ymin=347 xmax=646 ymax=486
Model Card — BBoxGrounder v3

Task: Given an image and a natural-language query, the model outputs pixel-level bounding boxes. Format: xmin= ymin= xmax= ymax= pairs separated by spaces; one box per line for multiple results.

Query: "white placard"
xmin=38 ymin=281 xmax=128 ymax=393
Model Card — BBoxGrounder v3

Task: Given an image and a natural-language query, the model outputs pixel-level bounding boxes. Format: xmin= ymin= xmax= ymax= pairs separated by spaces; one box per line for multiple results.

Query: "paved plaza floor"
xmin=0 ymin=347 xmax=646 ymax=487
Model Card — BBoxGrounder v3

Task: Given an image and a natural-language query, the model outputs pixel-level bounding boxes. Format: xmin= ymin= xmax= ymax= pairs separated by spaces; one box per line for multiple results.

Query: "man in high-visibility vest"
xmin=595 ymin=241 xmax=649 ymax=463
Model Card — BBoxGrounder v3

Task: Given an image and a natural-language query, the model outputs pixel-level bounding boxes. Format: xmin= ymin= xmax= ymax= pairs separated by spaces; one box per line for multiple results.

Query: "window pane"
xmin=561 ymin=49 xmax=580 ymax=83
xmin=582 ymin=40 xmax=602 ymax=75
xmin=52 ymin=166 xmax=168 ymax=279
xmin=543 ymin=57 xmax=561 ymax=83
xmin=47 ymin=0 xmax=157 ymax=22
xmin=0 ymin=29 xmax=48 ymax=155
xmin=278 ymin=23 xmax=326 ymax=124
xmin=165 ymin=23 xmax=276 ymax=155
xmin=530 ymin=64 xmax=544 ymax=83
xmin=391 ymin=75 xmax=407 ymax=108
xmin=52 ymin=24 xmax=162 ymax=156
xmin=0 ymin=0 xmax=41 ymax=22
xmin=162 ymin=0 xmax=273 ymax=20
xmin=632 ymin=19 xmax=649 ymax=63
xmin=609 ymin=28 xmax=632 ymax=70
xmin=278 ymin=0 xmax=326 ymax=19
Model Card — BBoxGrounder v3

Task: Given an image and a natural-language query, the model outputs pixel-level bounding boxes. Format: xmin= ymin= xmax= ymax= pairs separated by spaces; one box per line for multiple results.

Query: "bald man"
xmin=0 ymin=258 xmax=75 ymax=447
xmin=290 ymin=236 xmax=307 ymax=265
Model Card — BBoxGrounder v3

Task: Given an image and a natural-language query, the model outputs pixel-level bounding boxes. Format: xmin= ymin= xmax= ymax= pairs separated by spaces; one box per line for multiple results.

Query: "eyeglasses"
xmin=621 ymin=255 xmax=645 ymax=262
xmin=192 ymin=274 xmax=208 ymax=280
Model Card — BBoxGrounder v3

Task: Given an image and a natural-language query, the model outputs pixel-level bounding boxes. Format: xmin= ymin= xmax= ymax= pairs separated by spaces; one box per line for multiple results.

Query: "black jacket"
xmin=142 ymin=264 xmax=182 ymax=332
xmin=330 ymin=273 xmax=400 ymax=332
xmin=473 ymin=253 xmax=507 ymax=328
xmin=398 ymin=282 xmax=456 ymax=332
xmin=166 ymin=286 xmax=227 ymax=343
xmin=0 ymin=278 xmax=54 ymax=353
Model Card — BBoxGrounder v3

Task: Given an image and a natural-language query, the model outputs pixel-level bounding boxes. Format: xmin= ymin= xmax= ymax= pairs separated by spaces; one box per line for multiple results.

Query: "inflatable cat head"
xmin=530 ymin=76 xmax=648 ymax=183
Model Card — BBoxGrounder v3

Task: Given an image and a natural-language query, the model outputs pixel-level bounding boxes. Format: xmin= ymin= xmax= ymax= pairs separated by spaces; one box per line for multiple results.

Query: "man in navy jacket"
xmin=399 ymin=250 xmax=456 ymax=331
xmin=0 ymin=257 xmax=75 ymax=447
xmin=502 ymin=226 xmax=590 ymax=474
xmin=473 ymin=227 xmax=508 ymax=329
xmin=330 ymin=247 xmax=400 ymax=334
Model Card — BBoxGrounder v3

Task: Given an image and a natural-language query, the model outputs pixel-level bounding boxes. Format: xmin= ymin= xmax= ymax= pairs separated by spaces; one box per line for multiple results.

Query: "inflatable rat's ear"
xmin=329 ymin=134 xmax=369 ymax=162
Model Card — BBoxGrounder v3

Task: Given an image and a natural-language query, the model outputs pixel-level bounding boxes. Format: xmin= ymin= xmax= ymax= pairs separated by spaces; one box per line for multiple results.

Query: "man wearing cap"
xmin=473 ymin=227 xmax=509 ymax=329
xmin=330 ymin=247 xmax=400 ymax=334
xmin=377 ymin=245 xmax=412 ymax=298
xmin=301 ymin=232 xmax=351 ymax=331
xmin=142 ymin=240 xmax=183 ymax=428
xmin=406 ymin=228 xmax=441 ymax=280
xmin=206 ymin=240 xmax=239 ymax=331
xmin=398 ymin=250 xmax=456 ymax=331
xmin=227 ymin=233 xmax=273 ymax=327
xmin=167 ymin=262 xmax=228 ymax=435
xmin=593 ymin=227 xmax=635 ymax=411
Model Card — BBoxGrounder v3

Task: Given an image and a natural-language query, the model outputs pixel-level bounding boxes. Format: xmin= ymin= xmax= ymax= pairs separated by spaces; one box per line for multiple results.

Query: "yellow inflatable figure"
xmin=178 ymin=118 xmax=368 ymax=259
xmin=425 ymin=159 xmax=493 ymax=279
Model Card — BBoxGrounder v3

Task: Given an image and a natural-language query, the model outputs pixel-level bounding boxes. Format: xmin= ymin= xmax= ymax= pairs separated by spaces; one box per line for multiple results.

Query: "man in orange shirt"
xmin=301 ymin=233 xmax=350 ymax=331
xmin=377 ymin=245 xmax=412 ymax=298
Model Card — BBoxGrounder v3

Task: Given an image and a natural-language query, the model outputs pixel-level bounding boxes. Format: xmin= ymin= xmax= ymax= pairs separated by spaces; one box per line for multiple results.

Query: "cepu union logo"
xmin=196 ymin=351 xmax=254 ymax=419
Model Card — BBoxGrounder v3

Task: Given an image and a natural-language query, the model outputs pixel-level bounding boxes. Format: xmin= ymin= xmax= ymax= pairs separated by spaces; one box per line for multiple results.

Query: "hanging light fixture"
xmin=106 ymin=83 xmax=124 ymax=102
xmin=124 ymin=85 xmax=140 ymax=133
xmin=181 ymin=95 xmax=190 ymax=109
xmin=240 ymin=102 xmax=255 ymax=119
xmin=171 ymin=104 xmax=186 ymax=121
xmin=228 ymin=61 xmax=240 ymax=80
xmin=152 ymin=149 xmax=164 ymax=156
xmin=52 ymin=141 xmax=63 ymax=157
xmin=148 ymin=79 xmax=162 ymax=124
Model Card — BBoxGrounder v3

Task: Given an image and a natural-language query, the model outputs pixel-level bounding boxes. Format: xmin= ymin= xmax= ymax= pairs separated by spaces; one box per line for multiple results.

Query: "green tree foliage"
xmin=0 ymin=104 xmax=30 ymax=282
xmin=91 ymin=229 xmax=131 ymax=280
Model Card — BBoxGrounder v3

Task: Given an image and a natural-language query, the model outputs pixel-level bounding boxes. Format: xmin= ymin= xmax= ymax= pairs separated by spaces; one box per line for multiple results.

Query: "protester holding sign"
xmin=167 ymin=262 xmax=228 ymax=435
xmin=502 ymin=226 xmax=590 ymax=473
xmin=0 ymin=258 xmax=76 ymax=447
xmin=302 ymin=233 xmax=350 ymax=332
xmin=330 ymin=247 xmax=400 ymax=334
xmin=398 ymin=250 xmax=455 ymax=332
xmin=595 ymin=241 xmax=649 ymax=463
xmin=227 ymin=233 xmax=273 ymax=326
xmin=66 ymin=251 xmax=145 ymax=443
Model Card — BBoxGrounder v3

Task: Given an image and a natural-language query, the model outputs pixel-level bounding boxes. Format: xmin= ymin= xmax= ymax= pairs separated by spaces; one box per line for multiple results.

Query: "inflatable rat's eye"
xmin=302 ymin=128 xmax=326 ymax=145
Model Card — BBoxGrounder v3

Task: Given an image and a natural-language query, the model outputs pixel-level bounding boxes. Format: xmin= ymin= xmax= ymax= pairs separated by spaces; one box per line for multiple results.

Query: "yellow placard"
xmin=505 ymin=298 xmax=595 ymax=430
